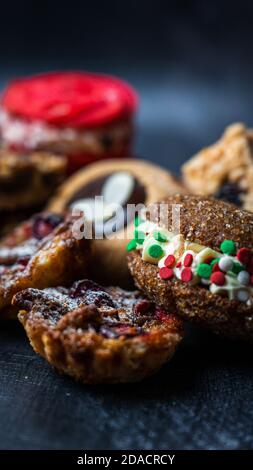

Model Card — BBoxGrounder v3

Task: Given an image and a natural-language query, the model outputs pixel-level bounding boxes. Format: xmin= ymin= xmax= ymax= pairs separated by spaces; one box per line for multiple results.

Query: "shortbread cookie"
xmin=182 ymin=123 xmax=253 ymax=211
xmin=0 ymin=213 xmax=90 ymax=319
xmin=0 ymin=72 xmax=137 ymax=172
xmin=14 ymin=279 xmax=183 ymax=383
xmin=48 ymin=159 xmax=186 ymax=286
xmin=127 ymin=194 xmax=253 ymax=341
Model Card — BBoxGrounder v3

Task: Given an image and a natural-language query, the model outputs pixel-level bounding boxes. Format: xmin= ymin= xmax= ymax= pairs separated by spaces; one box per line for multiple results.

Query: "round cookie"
xmin=127 ymin=194 xmax=253 ymax=341
xmin=48 ymin=159 xmax=186 ymax=287
xmin=14 ymin=279 xmax=183 ymax=384
xmin=0 ymin=72 xmax=138 ymax=173
xmin=182 ymin=123 xmax=253 ymax=212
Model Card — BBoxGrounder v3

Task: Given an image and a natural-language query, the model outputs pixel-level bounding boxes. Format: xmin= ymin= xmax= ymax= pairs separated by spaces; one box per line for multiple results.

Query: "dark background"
xmin=1 ymin=0 xmax=253 ymax=450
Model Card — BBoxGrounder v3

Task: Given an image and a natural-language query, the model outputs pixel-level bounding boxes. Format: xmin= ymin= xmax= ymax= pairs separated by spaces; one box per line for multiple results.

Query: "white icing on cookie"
xmin=102 ymin=172 xmax=134 ymax=206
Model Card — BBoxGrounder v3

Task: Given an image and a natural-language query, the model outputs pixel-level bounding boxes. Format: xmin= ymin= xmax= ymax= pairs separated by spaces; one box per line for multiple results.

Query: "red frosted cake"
xmin=0 ymin=72 xmax=138 ymax=172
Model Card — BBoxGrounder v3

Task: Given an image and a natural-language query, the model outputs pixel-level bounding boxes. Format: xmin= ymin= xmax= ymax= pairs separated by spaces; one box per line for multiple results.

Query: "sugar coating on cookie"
xmin=128 ymin=215 xmax=253 ymax=303
xmin=127 ymin=194 xmax=253 ymax=341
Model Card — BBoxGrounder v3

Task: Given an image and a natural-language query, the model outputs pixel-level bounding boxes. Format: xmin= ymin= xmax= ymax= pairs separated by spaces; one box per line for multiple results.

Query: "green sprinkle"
xmin=134 ymin=216 xmax=141 ymax=227
xmin=153 ymin=231 xmax=168 ymax=243
xmin=134 ymin=229 xmax=145 ymax=244
xmin=148 ymin=244 xmax=164 ymax=259
xmin=126 ymin=239 xmax=137 ymax=252
xmin=210 ymin=258 xmax=220 ymax=266
xmin=220 ymin=239 xmax=236 ymax=255
xmin=232 ymin=261 xmax=244 ymax=274
xmin=197 ymin=263 xmax=212 ymax=279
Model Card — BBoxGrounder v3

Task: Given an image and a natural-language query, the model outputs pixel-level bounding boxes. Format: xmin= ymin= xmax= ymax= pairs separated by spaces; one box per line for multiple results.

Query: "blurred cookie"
xmin=0 ymin=213 xmax=90 ymax=319
xmin=0 ymin=72 xmax=138 ymax=173
xmin=182 ymin=123 xmax=253 ymax=211
xmin=14 ymin=279 xmax=183 ymax=384
xmin=0 ymin=148 xmax=66 ymax=211
xmin=127 ymin=194 xmax=253 ymax=342
xmin=48 ymin=158 xmax=186 ymax=286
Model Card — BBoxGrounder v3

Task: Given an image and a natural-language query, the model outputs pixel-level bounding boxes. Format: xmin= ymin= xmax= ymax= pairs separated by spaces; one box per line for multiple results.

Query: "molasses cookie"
xmin=127 ymin=194 xmax=253 ymax=341
xmin=0 ymin=213 xmax=90 ymax=319
xmin=48 ymin=159 xmax=185 ymax=286
xmin=182 ymin=123 xmax=253 ymax=211
xmin=14 ymin=279 xmax=183 ymax=384
xmin=0 ymin=72 xmax=137 ymax=172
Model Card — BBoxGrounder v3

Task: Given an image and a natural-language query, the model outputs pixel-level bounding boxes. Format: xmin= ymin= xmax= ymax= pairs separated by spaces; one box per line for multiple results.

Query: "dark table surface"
xmin=1 ymin=59 xmax=253 ymax=450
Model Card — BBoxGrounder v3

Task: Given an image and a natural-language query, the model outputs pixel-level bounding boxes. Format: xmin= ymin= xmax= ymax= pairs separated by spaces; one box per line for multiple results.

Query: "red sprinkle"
xmin=181 ymin=268 xmax=193 ymax=282
xmin=164 ymin=254 xmax=176 ymax=268
xmin=237 ymin=247 xmax=251 ymax=265
xmin=184 ymin=253 xmax=193 ymax=267
xmin=159 ymin=267 xmax=174 ymax=280
xmin=176 ymin=261 xmax=182 ymax=268
xmin=212 ymin=262 xmax=220 ymax=272
xmin=210 ymin=271 xmax=225 ymax=286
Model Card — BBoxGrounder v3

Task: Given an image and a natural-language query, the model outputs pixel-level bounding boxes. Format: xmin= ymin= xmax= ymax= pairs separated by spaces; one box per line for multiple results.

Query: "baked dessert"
xmin=182 ymin=123 xmax=253 ymax=211
xmin=127 ymin=194 xmax=253 ymax=341
xmin=0 ymin=148 xmax=66 ymax=211
xmin=0 ymin=213 xmax=90 ymax=319
xmin=0 ymin=72 xmax=138 ymax=173
xmin=48 ymin=158 xmax=186 ymax=286
xmin=14 ymin=279 xmax=183 ymax=383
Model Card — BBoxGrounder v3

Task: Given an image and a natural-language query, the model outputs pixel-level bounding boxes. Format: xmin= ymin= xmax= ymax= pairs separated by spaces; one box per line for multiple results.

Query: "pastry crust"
xmin=182 ymin=123 xmax=253 ymax=211
xmin=0 ymin=213 xmax=90 ymax=319
xmin=127 ymin=194 xmax=253 ymax=341
xmin=14 ymin=280 xmax=183 ymax=384
xmin=48 ymin=159 xmax=186 ymax=286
